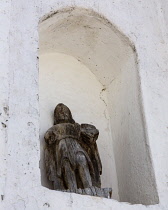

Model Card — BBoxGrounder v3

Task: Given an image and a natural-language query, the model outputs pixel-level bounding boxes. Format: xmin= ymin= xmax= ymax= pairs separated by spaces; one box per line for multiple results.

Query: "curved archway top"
xmin=39 ymin=8 xmax=136 ymax=87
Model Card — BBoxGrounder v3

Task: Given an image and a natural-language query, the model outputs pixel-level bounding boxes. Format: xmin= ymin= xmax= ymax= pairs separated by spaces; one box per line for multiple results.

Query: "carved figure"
xmin=80 ymin=124 xmax=102 ymax=188
xmin=44 ymin=103 xmax=112 ymax=198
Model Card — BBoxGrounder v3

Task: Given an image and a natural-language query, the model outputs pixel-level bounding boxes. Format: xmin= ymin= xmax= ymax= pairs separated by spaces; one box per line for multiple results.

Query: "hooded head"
xmin=54 ymin=103 xmax=75 ymax=125
xmin=80 ymin=124 xmax=99 ymax=144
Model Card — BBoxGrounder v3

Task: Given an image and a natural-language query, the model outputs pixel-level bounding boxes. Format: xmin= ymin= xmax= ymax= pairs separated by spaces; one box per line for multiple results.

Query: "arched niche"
xmin=39 ymin=8 xmax=159 ymax=205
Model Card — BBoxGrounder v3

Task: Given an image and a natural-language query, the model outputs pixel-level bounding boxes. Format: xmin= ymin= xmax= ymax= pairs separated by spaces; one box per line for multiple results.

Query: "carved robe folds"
xmin=44 ymin=103 xmax=112 ymax=198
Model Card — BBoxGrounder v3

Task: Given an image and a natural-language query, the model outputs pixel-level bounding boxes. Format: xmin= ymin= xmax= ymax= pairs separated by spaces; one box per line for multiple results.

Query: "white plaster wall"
xmin=39 ymin=53 xmax=119 ymax=199
xmin=107 ymin=53 xmax=158 ymax=204
xmin=0 ymin=0 xmax=11 ymax=201
xmin=0 ymin=0 xmax=168 ymax=210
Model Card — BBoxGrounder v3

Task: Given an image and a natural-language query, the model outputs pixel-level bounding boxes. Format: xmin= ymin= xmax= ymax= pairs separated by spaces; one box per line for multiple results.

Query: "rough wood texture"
xmin=44 ymin=103 xmax=112 ymax=198
xmin=61 ymin=187 xmax=112 ymax=199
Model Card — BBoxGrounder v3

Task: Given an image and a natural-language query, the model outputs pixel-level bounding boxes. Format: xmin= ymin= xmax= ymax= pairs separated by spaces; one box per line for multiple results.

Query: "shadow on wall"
xmin=39 ymin=7 xmax=159 ymax=205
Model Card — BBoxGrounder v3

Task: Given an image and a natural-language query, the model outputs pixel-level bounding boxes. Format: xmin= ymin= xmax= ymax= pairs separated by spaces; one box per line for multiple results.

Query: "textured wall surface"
xmin=0 ymin=0 xmax=168 ymax=209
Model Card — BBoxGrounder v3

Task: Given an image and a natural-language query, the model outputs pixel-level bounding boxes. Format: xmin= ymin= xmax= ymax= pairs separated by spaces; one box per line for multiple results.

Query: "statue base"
xmin=60 ymin=187 xmax=112 ymax=199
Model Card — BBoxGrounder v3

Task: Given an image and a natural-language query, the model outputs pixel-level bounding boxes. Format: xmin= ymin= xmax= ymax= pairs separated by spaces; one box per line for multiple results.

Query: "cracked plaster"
xmin=0 ymin=0 xmax=168 ymax=209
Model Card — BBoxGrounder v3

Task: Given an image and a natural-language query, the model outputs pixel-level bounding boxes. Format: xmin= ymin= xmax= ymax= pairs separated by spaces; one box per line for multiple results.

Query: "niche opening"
xmin=39 ymin=7 xmax=159 ymax=205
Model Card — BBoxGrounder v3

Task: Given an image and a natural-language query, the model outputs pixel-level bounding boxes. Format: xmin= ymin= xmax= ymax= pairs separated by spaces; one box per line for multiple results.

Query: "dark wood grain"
xmin=44 ymin=103 xmax=112 ymax=198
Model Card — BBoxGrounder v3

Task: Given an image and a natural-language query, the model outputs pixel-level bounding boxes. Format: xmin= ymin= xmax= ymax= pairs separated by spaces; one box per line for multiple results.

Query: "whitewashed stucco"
xmin=0 ymin=0 xmax=168 ymax=210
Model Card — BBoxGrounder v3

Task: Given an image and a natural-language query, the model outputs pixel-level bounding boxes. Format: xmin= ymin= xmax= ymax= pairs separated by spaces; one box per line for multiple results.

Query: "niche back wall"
xmin=39 ymin=52 xmax=119 ymax=200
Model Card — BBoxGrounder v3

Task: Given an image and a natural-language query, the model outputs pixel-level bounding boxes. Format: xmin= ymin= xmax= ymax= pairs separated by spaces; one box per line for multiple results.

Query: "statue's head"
xmin=80 ymin=124 xmax=99 ymax=144
xmin=54 ymin=103 xmax=75 ymax=124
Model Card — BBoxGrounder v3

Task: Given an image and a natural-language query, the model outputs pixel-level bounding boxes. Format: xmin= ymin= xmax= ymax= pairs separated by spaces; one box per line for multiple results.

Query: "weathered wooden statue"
xmin=44 ymin=103 xmax=112 ymax=198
